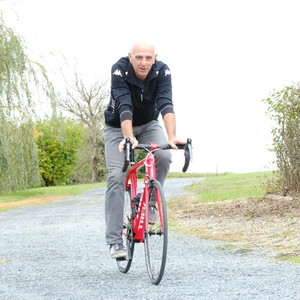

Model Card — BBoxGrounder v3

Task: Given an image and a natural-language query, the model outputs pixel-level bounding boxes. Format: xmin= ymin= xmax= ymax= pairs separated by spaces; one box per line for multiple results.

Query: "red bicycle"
xmin=117 ymin=137 xmax=192 ymax=284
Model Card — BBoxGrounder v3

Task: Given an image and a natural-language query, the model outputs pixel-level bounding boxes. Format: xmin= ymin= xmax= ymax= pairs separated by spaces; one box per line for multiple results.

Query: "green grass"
xmin=277 ymin=254 xmax=300 ymax=264
xmin=0 ymin=172 xmax=206 ymax=205
xmin=0 ymin=171 xmax=275 ymax=205
xmin=186 ymin=171 xmax=275 ymax=202
xmin=0 ymin=182 xmax=106 ymax=204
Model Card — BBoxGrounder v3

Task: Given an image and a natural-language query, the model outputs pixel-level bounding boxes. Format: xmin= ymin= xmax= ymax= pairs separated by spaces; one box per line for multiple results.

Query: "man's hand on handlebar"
xmin=119 ymin=137 xmax=138 ymax=152
xmin=168 ymin=137 xmax=186 ymax=150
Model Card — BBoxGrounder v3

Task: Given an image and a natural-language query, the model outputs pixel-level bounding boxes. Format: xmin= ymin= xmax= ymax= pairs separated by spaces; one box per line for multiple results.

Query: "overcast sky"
xmin=3 ymin=0 xmax=300 ymax=173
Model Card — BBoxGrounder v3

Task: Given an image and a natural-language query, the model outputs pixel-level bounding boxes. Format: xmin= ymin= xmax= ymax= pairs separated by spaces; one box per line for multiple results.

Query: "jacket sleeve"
xmin=156 ymin=65 xmax=174 ymax=117
xmin=111 ymin=65 xmax=133 ymax=122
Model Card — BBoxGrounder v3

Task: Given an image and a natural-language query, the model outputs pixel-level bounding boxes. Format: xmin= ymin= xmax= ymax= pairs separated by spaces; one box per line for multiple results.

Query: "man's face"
xmin=128 ymin=44 xmax=157 ymax=80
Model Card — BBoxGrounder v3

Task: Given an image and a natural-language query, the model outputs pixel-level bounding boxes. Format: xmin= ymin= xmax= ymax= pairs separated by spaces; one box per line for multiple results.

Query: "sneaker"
xmin=149 ymin=206 xmax=158 ymax=224
xmin=109 ymin=243 xmax=127 ymax=259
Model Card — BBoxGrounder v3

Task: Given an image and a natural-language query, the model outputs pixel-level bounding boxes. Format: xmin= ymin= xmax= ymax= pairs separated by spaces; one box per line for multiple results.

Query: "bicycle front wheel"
xmin=144 ymin=179 xmax=168 ymax=285
xmin=117 ymin=188 xmax=134 ymax=273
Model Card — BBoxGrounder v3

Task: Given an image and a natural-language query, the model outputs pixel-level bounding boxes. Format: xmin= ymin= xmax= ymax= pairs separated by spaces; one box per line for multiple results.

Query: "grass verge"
xmin=0 ymin=172 xmax=201 ymax=210
xmin=0 ymin=182 xmax=106 ymax=203
xmin=0 ymin=182 xmax=106 ymax=211
xmin=185 ymin=171 xmax=274 ymax=202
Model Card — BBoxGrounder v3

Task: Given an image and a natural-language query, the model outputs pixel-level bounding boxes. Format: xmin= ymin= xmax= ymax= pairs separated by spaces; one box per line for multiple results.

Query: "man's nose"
xmin=140 ymin=58 xmax=147 ymax=64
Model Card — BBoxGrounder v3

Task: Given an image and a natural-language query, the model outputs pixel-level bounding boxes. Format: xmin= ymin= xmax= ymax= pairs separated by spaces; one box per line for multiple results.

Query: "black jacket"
xmin=104 ymin=57 xmax=174 ymax=127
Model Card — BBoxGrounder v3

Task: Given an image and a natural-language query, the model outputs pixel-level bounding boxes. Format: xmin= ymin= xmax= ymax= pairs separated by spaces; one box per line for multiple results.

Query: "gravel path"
xmin=1 ymin=178 xmax=300 ymax=299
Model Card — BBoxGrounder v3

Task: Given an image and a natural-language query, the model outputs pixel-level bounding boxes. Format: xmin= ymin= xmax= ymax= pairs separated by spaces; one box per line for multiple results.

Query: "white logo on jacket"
xmin=165 ymin=69 xmax=171 ymax=76
xmin=113 ymin=69 xmax=122 ymax=77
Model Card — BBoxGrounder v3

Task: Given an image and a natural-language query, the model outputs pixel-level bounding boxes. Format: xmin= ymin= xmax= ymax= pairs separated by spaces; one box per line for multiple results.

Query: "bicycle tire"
xmin=117 ymin=188 xmax=135 ymax=273
xmin=144 ymin=179 xmax=168 ymax=285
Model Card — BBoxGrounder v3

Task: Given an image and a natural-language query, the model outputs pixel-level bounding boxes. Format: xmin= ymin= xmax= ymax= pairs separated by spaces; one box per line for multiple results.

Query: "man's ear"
xmin=128 ymin=53 xmax=132 ymax=63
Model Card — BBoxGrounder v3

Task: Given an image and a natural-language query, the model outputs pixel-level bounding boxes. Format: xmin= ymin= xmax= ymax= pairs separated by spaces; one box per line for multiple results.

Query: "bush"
xmin=263 ymin=83 xmax=300 ymax=195
xmin=34 ymin=118 xmax=84 ymax=186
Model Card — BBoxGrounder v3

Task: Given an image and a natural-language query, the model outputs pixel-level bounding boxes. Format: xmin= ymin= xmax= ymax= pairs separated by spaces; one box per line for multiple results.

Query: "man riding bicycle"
xmin=104 ymin=41 xmax=184 ymax=259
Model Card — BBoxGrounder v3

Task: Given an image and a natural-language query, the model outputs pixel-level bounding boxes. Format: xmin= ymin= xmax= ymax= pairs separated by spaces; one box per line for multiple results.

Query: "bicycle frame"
xmin=118 ymin=138 xmax=192 ymax=283
xmin=125 ymin=151 xmax=161 ymax=243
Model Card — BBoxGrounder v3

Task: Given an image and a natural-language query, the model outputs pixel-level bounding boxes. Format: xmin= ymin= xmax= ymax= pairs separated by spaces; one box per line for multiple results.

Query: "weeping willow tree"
xmin=0 ymin=14 xmax=55 ymax=192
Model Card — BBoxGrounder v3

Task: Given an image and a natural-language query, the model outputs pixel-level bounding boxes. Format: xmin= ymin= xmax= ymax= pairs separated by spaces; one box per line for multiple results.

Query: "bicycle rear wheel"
xmin=117 ymin=188 xmax=135 ymax=273
xmin=144 ymin=179 xmax=168 ymax=285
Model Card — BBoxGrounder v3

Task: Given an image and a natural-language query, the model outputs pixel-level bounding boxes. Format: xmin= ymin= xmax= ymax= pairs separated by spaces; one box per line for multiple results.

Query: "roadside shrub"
xmin=34 ymin=118 xmax=84 ymax=186
xmin=263 ymin=83 xmax=300 ymax=195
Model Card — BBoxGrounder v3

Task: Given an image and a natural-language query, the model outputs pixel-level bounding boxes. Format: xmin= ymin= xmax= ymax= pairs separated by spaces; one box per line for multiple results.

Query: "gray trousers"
xmin=104 ymin=120 xmax=172 ymax=245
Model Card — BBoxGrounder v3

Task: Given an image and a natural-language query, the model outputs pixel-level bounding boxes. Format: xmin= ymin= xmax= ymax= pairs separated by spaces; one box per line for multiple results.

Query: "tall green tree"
xmin=0 ymin=14 xmax=54 ymax=192
xmin=0 ymin=121 xmax=41 ymax=192
xmin=0 ymin=14 xmax=55 ymax=117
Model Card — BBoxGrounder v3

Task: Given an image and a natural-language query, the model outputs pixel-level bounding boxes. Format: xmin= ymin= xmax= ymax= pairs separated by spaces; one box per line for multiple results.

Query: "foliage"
xmin=70 ymin=129 xmax=106 ymax=183
xmin=0 ymin=121 xmax=40 ymax=193
xmin=0 ymin=15 xmax=55 ymax=192
xmin=0 ymin=16 xmax=29 ymax=110
xmin=263 ymin=84 xmax=300 ymax=195
xmin=0 ymin=15 xmax=55 ymax=118
xmin=34 ymin=118 xmax=84 ymax=186
xmin=57 ymin=72 xmax=108 ymax=182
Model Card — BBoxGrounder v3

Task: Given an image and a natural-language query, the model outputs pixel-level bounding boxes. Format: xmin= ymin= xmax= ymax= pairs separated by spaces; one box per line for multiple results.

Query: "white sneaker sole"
xmin=110 ymin=252 xmax=127 ymax=259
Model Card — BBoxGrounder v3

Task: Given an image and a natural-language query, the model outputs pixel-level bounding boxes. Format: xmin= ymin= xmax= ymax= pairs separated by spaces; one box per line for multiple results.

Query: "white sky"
xmin=3 ymin=0 xmax=300 ymax=173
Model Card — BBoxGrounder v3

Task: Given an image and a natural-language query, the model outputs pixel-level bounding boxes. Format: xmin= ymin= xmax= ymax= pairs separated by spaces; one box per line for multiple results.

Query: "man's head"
xmin=128 ymin=42 xmax=157 ymax=80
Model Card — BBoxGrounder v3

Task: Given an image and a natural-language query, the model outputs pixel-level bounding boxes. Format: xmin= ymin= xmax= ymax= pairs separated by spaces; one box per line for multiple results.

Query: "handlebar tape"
xmin=182 ymin=138 xmax=192 ymax=172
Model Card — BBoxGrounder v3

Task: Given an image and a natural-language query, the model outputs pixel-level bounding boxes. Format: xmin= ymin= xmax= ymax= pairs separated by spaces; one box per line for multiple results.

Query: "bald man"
xmin=104 ymin=42 xmax=184 ymax=259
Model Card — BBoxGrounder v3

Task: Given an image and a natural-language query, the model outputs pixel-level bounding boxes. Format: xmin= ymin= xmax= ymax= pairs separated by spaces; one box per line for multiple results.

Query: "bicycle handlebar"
xmin=122 ymin=138 xmax=192 ymax=173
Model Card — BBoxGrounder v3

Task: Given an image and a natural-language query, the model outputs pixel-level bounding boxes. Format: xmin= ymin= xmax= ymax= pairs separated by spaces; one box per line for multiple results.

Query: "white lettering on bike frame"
xmin=138 ymin=202 xmax=146 ymax=230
